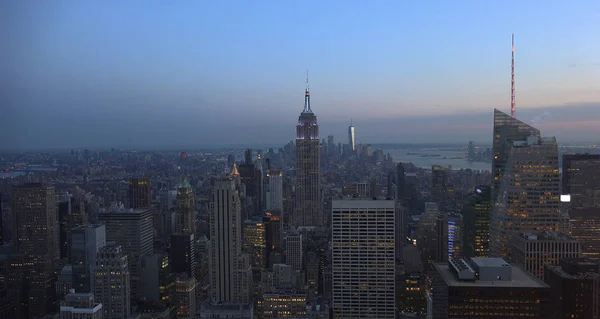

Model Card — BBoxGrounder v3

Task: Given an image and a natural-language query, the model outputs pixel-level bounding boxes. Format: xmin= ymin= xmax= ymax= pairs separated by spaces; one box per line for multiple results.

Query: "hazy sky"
xmin=2 ymin=1 xmax=600 ymax=149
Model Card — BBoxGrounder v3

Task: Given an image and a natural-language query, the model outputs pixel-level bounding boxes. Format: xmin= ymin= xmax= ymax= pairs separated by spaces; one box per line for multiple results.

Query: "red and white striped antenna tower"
xmin=511 ymin=33 xmax=516 ymax=118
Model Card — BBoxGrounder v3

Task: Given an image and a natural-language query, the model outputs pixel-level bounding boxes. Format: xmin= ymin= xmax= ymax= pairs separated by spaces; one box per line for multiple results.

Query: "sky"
xmin=2 ymin=1 xmax=600 ymax=150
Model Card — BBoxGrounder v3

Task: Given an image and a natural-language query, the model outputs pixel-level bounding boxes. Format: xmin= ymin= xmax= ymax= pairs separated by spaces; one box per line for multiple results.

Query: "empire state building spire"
xmin=303 ymin=70 xmax=312 ymax=113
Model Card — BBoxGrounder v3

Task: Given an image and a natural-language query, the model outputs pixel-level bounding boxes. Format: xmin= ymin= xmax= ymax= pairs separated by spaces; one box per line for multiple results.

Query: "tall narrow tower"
xmin=511 ymin=33 xmax=516 ymax=118
xmin=348 ymin=119 xmax=355 ymax=152
xmin=295 ymin=71 xmax=322 ymax=227
xmin=209 ymin=174 xmax=251 ymax=303
xmin=175 ymin=179 xmax=196 ymax=234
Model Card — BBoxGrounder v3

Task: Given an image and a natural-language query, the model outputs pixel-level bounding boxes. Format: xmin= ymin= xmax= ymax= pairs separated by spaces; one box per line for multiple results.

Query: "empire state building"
xmin=294 ymin=74 xmax=322 ymax=227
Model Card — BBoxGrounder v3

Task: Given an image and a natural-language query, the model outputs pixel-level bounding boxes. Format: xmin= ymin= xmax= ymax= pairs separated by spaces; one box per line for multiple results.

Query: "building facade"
xmin=129 ymin=178 xmax=152 ymax=209
xmin=266 ymin=170 xmax=283 ymax=213
xmin=98 ymin=207 xmax=153 ymax=300
xmin=175 ymin=179 xmax=196 ymax=235
xmin=544 ymin=258 xmax=600 ymax=319
xmin=209 ymin=174 xmax=252 ymax=303
xmin=285 ymin=233 xmax=302 ymax=271
xmin=431 ymin=258 xmax=551 ymax=318
xmin=11 ymin=183 xmax=60 ymax=318
xmin=490 ymin=135 xmax=568 ymax=258
xmin=331 ymin=199 xmax=395 ymax=318
xmin=59 ymin=290 xmax=103 ymax=319
xmin=491 ymin=109 xmax=540 ymax=202
xmin=510 ymin=231 xmax=581 ymax=280
xmin=562 ymin=154 xmax=600 ymax=259
xmin=94 ymin=245 xmax=131 ymax=319
xmin=70 ymin=224 xmax=106 ymax=293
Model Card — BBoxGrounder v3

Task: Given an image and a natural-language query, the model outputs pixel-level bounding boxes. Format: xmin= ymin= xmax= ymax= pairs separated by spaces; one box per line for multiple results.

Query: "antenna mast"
xmin=511 ymin=33 xmax=516 ymax=118
xmin=306 ymin=70 xmax=309 ymax=92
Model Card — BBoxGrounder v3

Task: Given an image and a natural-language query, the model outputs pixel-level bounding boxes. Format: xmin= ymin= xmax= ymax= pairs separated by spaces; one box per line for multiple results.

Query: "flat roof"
xmin=470 ymin=257 xmax=510 ymax=268
xmin=99 ymin=208 xmax=153 ymax=214
xmin=332 ymin=199 xmax=395 ymax=209
xmin=434 ymin=263 xmax=548 ymax=288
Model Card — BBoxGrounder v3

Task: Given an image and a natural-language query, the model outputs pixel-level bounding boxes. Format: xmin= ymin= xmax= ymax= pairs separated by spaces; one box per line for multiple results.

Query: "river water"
xmin=383 ymin=148 xmax=491 ymax=171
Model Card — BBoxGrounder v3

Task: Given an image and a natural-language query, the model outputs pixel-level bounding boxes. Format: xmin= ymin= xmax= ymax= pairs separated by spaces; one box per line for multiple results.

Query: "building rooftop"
xmin=99 ymin=207 xmax=153 ymax=214
xmin=435 ymin=262 xmax=548 ymax=288
xmin=547 ymin=264 xmax=600 ymax=280
xmin=470 ymin=257 xmax=510 ymax=268
xmin=515 ymin=230 xmax=577 ymax=242
xmin=200 ymin=302 xmax=253 ymax=312
xmin=332 ymin=199 xmax=395 ymax=209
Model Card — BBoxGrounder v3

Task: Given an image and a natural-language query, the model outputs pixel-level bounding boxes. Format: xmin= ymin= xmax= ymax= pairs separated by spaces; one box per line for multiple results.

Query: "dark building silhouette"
xmin=70 ymin=224 xmax=106 ymax=293
xmin=431 ymin=165 xmax=449 ymax=205
xmin=245 ymin=148 xmax=253 ymax=165
xmin=129 ymin=178 xmax=152 ymax=209
xmin=562 ymin=154 xmax=600 ymax=259
xmin=0 ymin=192 xmax=3 ymax=245
xmin=545 ymin=258 xmax=600 ymax=319
xmin=11 ymin=183 xmax=60 ymax=318
xmin=170 ymin=233 xmax=196 ymax=279
xmin=175 ymin=179 xmax=196 ymax=235
xmin=98 ymin=207 xmax=153 ymax=301
xmin=432 ymin=258 xmax=552 ymax=318
xmin=238 ymin=164 xmax=257 ymax=197
xmin=462 ymin=186 xmax=492 ymax=258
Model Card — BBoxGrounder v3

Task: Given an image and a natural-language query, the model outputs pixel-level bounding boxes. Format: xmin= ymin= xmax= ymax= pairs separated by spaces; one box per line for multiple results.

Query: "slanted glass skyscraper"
xmin=491 ymin=109 xmax=540 ymax=202
xmin=490 ymin=135 xmax=568 ymax=258
xmin=295 ymin=74 xmax=321 ymax=227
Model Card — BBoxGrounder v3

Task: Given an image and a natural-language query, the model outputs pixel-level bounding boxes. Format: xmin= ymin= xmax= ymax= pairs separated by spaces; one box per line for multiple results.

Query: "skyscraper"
xmin=129 ymin=178 xmax=152 ymax=209
xmin=285 ymin=232 xmax=302 ymax=271
xmin=94 ymin=244 xmax=131 ymax=319
xmin=562 ymin=154 xmax=600 ymax=259
xmin=209 ymin=170 xmax=252 ymax=303
xmin=170 ymin=233 xmax=196 ymax=279
xmin=174 ymin=274 xmax=197 ymax=319
xmin=332 ymin=199 xmax=396 ymax=319
xmin=490 ymin=135 xmax=567 ymax=258
xmin=243 ymin=218 xmax=267 ymax=269
xmin=175 ymin=179 xmax=196 ymax=234
xmin=98 ymin=207 xmax=154 ymax=300
xmin=544 ymin=258 xmax=600 ymax=319
xmin=348 ymin=120 xmax=355 ymax=152
xmin=396 ymin=162 xmax=405 ymax=200
xmin=491 ymin=109 xmax=540 ymax=202
xmin=11 ymin=183 xmax=60 ymax=318
xmin=327 ymin=134 xmax=335 ymax=157
xmin=510 ymin=231 xmax=581 ymax=280
xmin=295 ymin=74 xmax=321 ymax=227
xmin=266 ymin=170 xmax=283 ymax=213
xmin=431 ymin=165 xmax=449 ymax=205
xmin=462 ymin=186 xmax=492 ymax=258
xmin=70 ymin=224 xmax=106 ymax=293
xmin=244 ymin=148 xmax=253 ymax=165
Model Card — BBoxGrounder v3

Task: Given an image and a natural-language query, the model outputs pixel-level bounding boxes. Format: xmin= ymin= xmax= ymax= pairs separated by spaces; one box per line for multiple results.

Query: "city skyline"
xmin=3 ymin=2 xmax=600 ymax=318
xmin=3 ymin=1 xmax=600 ymax=149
